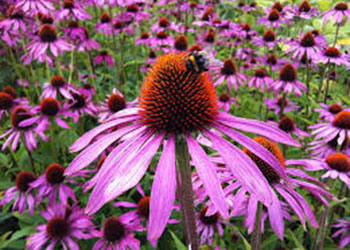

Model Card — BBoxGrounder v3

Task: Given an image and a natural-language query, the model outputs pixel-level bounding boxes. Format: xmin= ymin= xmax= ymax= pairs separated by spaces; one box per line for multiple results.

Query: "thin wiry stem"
xmin=251 ymin=202 xmax=262 ymax=250
xmin=176 ymin=135 xmax=199 ymax=250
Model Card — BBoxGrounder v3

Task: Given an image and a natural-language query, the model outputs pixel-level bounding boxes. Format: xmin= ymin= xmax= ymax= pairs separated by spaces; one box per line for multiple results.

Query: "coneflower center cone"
xmin=137 ymin=196 xmax=150 ymax=218
xmin=45 ymin=163 xmax=65 ymax=184
xmin=325 ymin=47 xmax=341 ymax=58
xmin=300 ymin=32 xmax=315 ymax=47
xmin=0 ymin=92 xmax=14 ymax=110
xmin=39 ymin=24 xmax=57 ymax=43
xmin=298 ymin=0 xmax=311 ymax=12
xmin=11 ymin=107 xmax=32 ymax=129
xmin=326 ymin=153 xmax=350 ymax=172
xmin=3 ymin=86 xmax=17 ymax=98
xmin=263 ymin=30 xmax=275 ymax=42
xmin=15 ymin=171 xmax=36 ymax=192
xmin=139 ymin=52 xmax=218 ymax=133
xmin=329 ymin=104 xmax=342 ymax=114
xmin=103 ymin=217 xmax=126 ymax=242
xmin=243 ymin=137 xmax=285 ymax=183
xmin=46 ymin=217 xmax=70 ymax=238
xmin=333 ymin=111 xmax=350 ymax=129
xmin=335 ymin=3 xmax=348 ymax=11
xmin=107 ymin=94 xmax=126 ymax=113
xmin=272 ymin=2 xmax=284 ymax=12
xmin=41 ymin=97 xmax=60 ymax=116
xmin=199 ymin=206 xmax=219 ymax=225
xmin=279 ymin=63 xmax=297 ymax=82
xmin=278 ymin=116 xmax=295 ymax=133
xmin=268 ymin=9 xmax=280 ymax=21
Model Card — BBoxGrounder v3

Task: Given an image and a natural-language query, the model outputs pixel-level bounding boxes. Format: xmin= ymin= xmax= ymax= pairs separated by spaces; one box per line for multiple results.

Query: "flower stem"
xmin=323 ymin=64 xmax=333 ymax=103
xmin=21 ymin=135 xmax=36 ymax=174
xmin=251 ymin=202 xmax=262 ymax=250
xmin=333 ymin=23 xmax=340 ymax=46
xmin=175 ymin=135 xmax=199 ymax=250
xmin=317 ymin=207 xmax=329 ymax=250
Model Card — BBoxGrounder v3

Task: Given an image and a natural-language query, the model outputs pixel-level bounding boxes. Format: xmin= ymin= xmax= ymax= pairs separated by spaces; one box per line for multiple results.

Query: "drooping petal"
xmin=216 ymin=112 xmax=300 ymax=147
xmin=215 ymin=123 xmax=288 ymax=182
xmin=66 ymin=124 xmax=143 ymax=176
xmin=69 ymin=114 xmax=139 ymax=152
xmin=186 ymin=133 xmax=229 ymax=218
xmin=86 ymin=132 xmax=164 ymax=214
xmin=148 ymin=135 xmax=176 ymax=242
xmin=205 ymin=130 xmax=274 ymax=207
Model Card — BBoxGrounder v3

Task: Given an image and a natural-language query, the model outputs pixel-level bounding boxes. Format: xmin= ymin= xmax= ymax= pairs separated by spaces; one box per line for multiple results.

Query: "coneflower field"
xmin=1 ymin=0 xmax=350 ymax=249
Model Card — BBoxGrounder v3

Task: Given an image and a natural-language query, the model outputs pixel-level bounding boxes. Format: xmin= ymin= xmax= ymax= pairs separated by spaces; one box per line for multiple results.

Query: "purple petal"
xmin=216 ymin=112 xmax=300 ymax=147
xmin=148 ymin=135 xmax=176 ymax=241
xmin=186 ymin=133 xmax=229 ymax=218
xmin=205 ymin=130 xmax=274 ymax=207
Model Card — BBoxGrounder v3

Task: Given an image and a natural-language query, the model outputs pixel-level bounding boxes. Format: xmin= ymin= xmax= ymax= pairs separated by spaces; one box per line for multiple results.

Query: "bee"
xmin=185 ymin=50 xmax=222 ymax=73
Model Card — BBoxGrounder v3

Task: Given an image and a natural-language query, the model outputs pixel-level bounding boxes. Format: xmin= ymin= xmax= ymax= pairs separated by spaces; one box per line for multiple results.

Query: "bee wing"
xmin=208 ymin=57 xmax=223 ymax=68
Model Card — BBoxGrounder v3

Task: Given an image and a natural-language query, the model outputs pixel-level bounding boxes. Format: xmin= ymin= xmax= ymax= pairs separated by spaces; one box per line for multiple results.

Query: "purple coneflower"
xmin=27 ymin=203 xmax=95 ymax=250
xmin=31 ymin=163 xmax=82 ymax=205
xmin=15 ymin=0 xmax=55 ymax=14
xmin=150 ymin=16 xmax=179 ymax=33
xmin=322 ymin=2 xmax=350 ymax=23
xmin=0 ymin=171 xmax=36 ymax=214
xmin=64 ymin=21 xmax=87 ymax=41
xmin=65 ymin=52 xmax=299 ymax=243
xmin=259 ymin=53 xmax=288 ymax=71
xmin=317 ymin=46 xmax=350 ymax=67
xmin=93 ymin=214 xmax=144 ymax=250
xmin=218 ymin=93 xmax=237 ymax=112
xmin=289 ymin=153 xmax=350 ymax=190
xmin=271 ymin=63 xmax=307 ymax=96
xmin=123 ymin=3 xmax=150 ymax=22
xmin=287 ymin=0 xmax=318 ymax=19
xmin=286 ymin=32 xmax=322 ymax=60
xmin=248 ymin=68 xmax=273 ymax=92
xmin=257 ymin=9 xmax=289 ymax=28
xmin=96 ymin=12 xmax=113 ymax=35
xmin=265 ymin=96 xmax=299 ymax=115
xmin=269 ymin=116 xmax=310 ymax=139
xmin=94 ymin=50 xmax=114 ymax=67
xmin=98 ymin=88 xmax=134 ymax=122
xmin=197 ymin=205 xmax=229 ymax=246
xmin=253 ymin=29 xmax=280 ymax=48
xmin=235 ymin=137 xmax=333 ymax=239
xmin=67 ymin=91 xmax=98 ymax=122
xmin=309 ymin=111 xmax=350 ymax=148
xmin=113 ymin=184 xmax=179 ymax=239
xmin=23 ymin=24 xmax=72 ymax=65
xmin=149 ymin=31 xmax=174 ymax=49
xmin=173 ymin=34 xmax=188 ymax=52
xmin=214 ymin=58 xmax=246 ymax=91
xmin=0 ymin=89 xmax=29 ymax=122
xmin=19 ymin=97 xmax=71 ymax=130
xmin=42 ymin=75 xmax=77 ymax=100
xmin=1 ymin=107 xmax=48 ymax=151
xmin=112 ymin=19 xmax=134 ymax=35
xmin=135 ymin=31 xmax=151 ymax=45
xmin=56 ymin=0 xmax=91 ymax=21
xmin=314 ymin=102 xmax=344 ymax=122
xmin=74 ymin=27 xmax=101 ymax=52
xmin=0 ymin=5 xmax=30 ymax=33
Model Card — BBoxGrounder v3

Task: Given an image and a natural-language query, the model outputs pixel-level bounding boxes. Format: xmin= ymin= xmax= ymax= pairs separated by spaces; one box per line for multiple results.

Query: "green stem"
xmin=176 ymin=135 xmax=199 ymax=250
xmin=333 ymin=23 xmax=340 ymax=46
xmin=251 ymin=202 xmax=262 ymax=250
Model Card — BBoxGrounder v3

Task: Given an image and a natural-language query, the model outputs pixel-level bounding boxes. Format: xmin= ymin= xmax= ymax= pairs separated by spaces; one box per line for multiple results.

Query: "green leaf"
xmin=169 ymin=230 xmax=187 ymax=250
xmin=287 ymin=229 xmax=306 ymax=250
xmin=10 ymin=227 xmax=35 ymax=241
